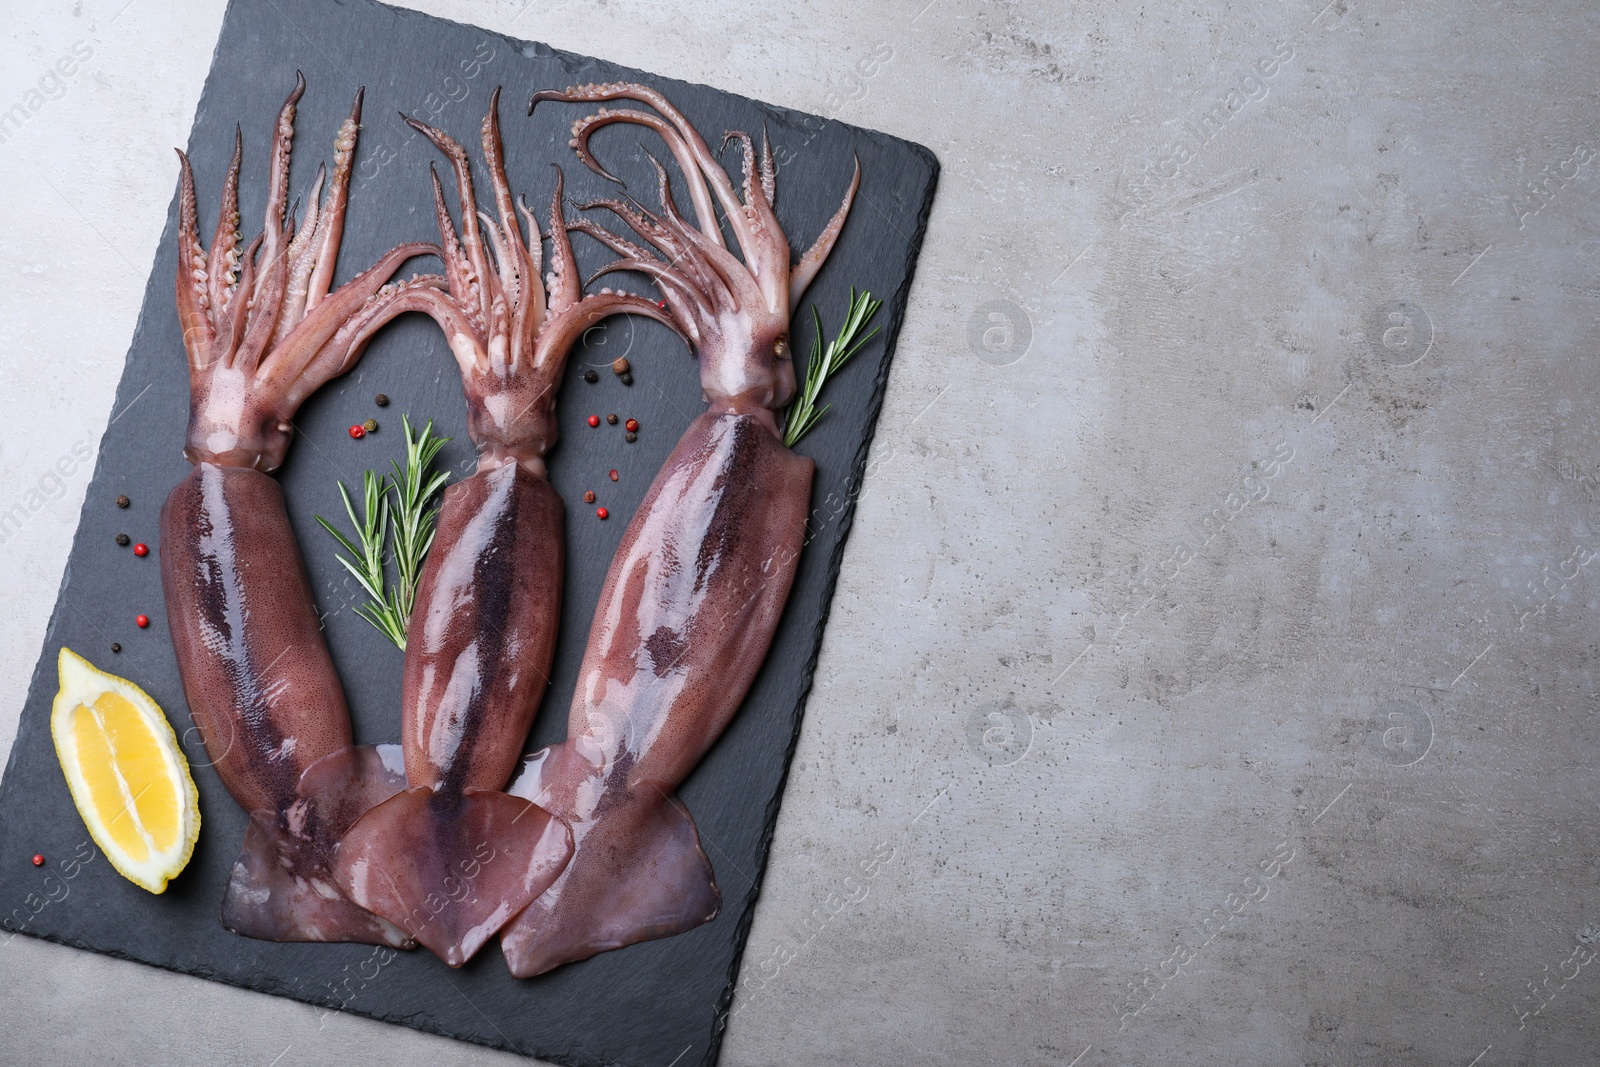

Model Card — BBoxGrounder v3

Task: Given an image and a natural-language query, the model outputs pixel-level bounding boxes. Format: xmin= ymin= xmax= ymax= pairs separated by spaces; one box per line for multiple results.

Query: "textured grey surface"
xmin=2 ymin=1 xmax=1597 ymax=1065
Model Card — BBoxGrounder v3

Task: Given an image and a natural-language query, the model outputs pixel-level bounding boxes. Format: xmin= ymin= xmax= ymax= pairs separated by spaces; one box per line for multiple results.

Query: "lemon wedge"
xmin=50 ymin=647 xmax=200 ymax=894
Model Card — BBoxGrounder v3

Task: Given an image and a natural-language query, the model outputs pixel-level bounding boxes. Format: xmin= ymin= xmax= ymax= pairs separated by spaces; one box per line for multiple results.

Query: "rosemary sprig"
xmin=386 ymin=415 xmax=450 ymax=626
xmin=781 ymin=287 xmax=883 ymax=448
xmin=316 ymin=415 xmax=449 ymax=650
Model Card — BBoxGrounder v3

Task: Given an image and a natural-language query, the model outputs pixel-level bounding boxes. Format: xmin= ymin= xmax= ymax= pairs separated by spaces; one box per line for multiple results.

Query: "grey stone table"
xmin=2 ymin=1 xmax=1595 ymax=1064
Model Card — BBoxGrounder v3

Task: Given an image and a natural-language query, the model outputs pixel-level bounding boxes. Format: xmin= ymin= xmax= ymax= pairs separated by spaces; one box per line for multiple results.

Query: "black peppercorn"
xmin=115 ymin=533 xmax=130 ymax=546
xmin=620 ymin=372 xmax=634 ymax=386
xmin=374 ymin=393 xmax=390 ymax=407
xmin=583 ymin=369 xmax=599 ymax=383
xmin=115 ymin=495 xmax=130 ymax=509
xmin=626 ymin=431 xmax=638 ymax=443
xmin=110 ymin=643 xmax=121 ymax=654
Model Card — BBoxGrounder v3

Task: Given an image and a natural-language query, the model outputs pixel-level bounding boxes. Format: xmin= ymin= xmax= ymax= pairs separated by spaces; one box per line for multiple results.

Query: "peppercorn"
xmin=620 ymin=372 xmax=634 ymax=386
xmin=587 ymin=415 xmax=601 ymax=428
xmin=31 ymin=855 xmax=44 ymax=867
xmin=110 ymin=643 xmax=121 ymax=654
xmin=115 ymin=533 xmax=130 ymax=546
xmin=136 ymin=614 xmax=150 ymax=628
xmin=583 ymin=369 xmax=599 ymax=383
xmin=115 ymin=495 xmax=130 ymax=509
xmin=596 ymin=507 xmax=609 ymax=520
xmin=608 ymin=469 xmax=619 ymax=481
xmin=606 ymin=414 xmax=618 ymax=425
xmin=133 ymin=543 xmax=149 ymax=557
xmin=626 ymin=431 xmax=638 ymax=443
xmin=374 ymin=393 xmax=390 ymax=407
xmin=363 ymin=418 xmax=379 ymax=433
xmin=625 ymin=419 xmax=639 ymax=433
xmin=583 ymin=490 xmax=596 ymax=504
xmin=612 ymin=357 xmax=630 ymax=375
xmin=348 ymin=425 xmax=366 ymax=439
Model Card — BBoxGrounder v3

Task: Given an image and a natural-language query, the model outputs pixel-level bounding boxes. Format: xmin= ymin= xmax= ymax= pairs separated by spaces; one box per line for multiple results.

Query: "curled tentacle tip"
xmin=529 ymin=88 xmax=569 ymax=115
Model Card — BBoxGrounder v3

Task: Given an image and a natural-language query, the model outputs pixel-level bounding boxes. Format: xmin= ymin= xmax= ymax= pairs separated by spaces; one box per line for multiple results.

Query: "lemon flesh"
xmin=50 ymin=647 xmax=200 ymax=894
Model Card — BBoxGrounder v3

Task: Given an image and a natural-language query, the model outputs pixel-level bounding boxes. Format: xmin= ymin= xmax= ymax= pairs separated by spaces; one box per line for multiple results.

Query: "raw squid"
xmin=499 ymin=82 xmax=859 ymax=976
xmin=158 ymin=75 xmax=441 ymax=944
xmin=331 ymin=89 xmax=679 ymax=966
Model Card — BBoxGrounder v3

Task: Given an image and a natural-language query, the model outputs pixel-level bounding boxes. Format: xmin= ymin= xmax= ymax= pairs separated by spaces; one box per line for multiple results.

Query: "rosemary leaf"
xmin=316 ymin=415 xmax=451 ymax=650
xmin=781 ymin=287 xmax=883 ymax=448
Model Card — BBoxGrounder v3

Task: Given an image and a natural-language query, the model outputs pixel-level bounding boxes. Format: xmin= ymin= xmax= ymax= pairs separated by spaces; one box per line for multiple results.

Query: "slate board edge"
xmin=0 ymin=0 xmax=942 ymax=1061
xmin=3 ymin=928 xmax=571 ymax=1063
xmin=393 ymin=0 xmax=939 ymax=167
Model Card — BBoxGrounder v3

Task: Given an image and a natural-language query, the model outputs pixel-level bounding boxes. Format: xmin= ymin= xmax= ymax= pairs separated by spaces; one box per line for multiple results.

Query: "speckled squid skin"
xmin=333 ymin=461 xmax=574 ymax=966
xmin=159 ymin=465 xmax=411 ymax=947
xmin=502 ymin=411 xmax=813 ymax=975
xmin=402 ymin=463 xmax=564 ymax=793
xmin=560 ymin=413 xmax=813 ymax=789
xmin=160 ymin=465 xmax=354 ymax=812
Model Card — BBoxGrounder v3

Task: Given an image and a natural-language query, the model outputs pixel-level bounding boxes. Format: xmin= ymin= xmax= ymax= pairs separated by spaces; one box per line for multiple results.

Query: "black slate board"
xmin=0 ymin=0 xmax=936 ymax=1063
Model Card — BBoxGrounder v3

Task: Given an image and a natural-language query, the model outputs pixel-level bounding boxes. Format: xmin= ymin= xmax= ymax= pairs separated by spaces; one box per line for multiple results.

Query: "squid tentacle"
xmin=425 ymin=164 xmax=480 ymax=327
xmin=625 ymin=150 xmax=739 ymax=304
xmin=319 ymin=273 xmax=450 ymax=368
xmin=638 ymin=153 xmax=756 ymax=312
xmin=254 ymin=72 xmax=305 ymax=307
xmin=205 ymin=127 xmax=244 ymax=324
xmin=268 ymin=241 xmax=441 ymax=412
xmin=573 ymin=194 xmax=684 ymax=266
xmin=476 ymin=210 xmax=521 ymax=345
xmin=403 ymin=114 xmax=496 ymax=329
xmin=532 ymin=84 xmax=755 ymax=254
xmin=173 ymin=150 xmax=213 ymax=365
xmin=586 ymin=256 xmax=713 ymax=324
xmin=479 ymin=87 xmax=530 ymax=265
xmin=789 ymin=157 xmax=862 ymax=314
xmin=565 ymin=214 xmax=658 ymax=265
xmin=543 ymin=164 xmax=582 ymax=320
xmin=759 ymin=125 xmax=776 ymax=208
xmin=547 ymin=106 xmax=723 ymax=247
xmin=233 ymin=228 xmax=293 ymax=376
xmin=306 ymin=88 xmax=363 ymax=312
xmin=718 ymin=129 xmax=787 ymax=311
xmin=532 ymin=289 xmax=688 ymax=370
xmin=272 ymin=165 xmax=327 ymax=347
xmin=208 ymin=232 xmax=263 ymax=374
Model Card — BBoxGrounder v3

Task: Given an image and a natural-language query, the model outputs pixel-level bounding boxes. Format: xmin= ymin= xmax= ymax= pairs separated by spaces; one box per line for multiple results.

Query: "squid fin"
xmin=332 ymin=787 xmax=573 ymax=967
xmin=499 ymin=781 xmax=721 ymax=978
xmin=221 ymin=744 xmax=413 ymax=947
